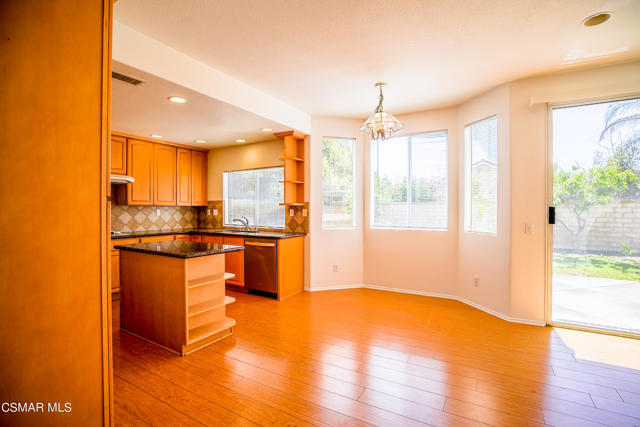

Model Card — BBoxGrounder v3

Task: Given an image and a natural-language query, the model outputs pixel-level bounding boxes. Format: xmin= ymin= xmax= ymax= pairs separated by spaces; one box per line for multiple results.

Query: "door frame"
xmin=101 ymin=0 xmax=114 ymax=424
xmin=545 ymin=93 xmax=640 ymax=340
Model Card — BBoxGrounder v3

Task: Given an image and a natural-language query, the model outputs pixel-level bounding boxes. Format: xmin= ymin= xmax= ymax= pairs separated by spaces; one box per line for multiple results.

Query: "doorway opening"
xmin=549 ymin=97 xmax=640 ymax=337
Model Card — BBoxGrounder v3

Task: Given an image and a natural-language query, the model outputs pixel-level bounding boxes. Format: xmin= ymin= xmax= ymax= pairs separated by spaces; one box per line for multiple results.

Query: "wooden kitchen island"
xmin=114 ymin=240 xmax=244 ymax=356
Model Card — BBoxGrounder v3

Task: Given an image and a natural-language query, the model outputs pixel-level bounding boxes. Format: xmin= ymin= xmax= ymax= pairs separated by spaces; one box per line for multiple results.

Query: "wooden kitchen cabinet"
xmin=126 ymin=139 xmax=154 ymax=205
xmin=112 ymin=132 xmax=207 ymax=207
xmin=153 ymin=144 xmax=177 ymax=205
xmin=110 ymin=135 xmax=127 ymax=174
xmin=223 ymin=236 xmax=244 ymax=286
xmin=190 ymin=235 xmax=202 ymax=242
xmin=140 ymin=235 xmax=175 ymax=243
xmin=174 ymin=234 xmax=190 ymax=241
xmin=176 ymin=148 xmax=191 ymax=206
xmin=111 ymin=251 xmax=120 ymax=293
xmin=202 ymin=235 xmax=223 ymax=244
xmin=110 ymin=237 xmax=140 ymax=294
xmin=191 ymin=150 xmax=207 ymax=206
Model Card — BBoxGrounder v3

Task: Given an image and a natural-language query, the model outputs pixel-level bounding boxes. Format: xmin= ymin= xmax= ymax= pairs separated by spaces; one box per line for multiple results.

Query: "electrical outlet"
xmin=333 ymin=264 xmax=339 ymax=272
xmin=213 ymin=208 xmax=218 ymax=216
xmin=302 ymin=208 xmax=308 ymax=217
xmin=207 ymin=208 xmax=211 ymax=215
xmin=289 ymin=208 xmax=294 ymax=217
xmin=525 ymin=223 xmax=535 ymax=235
xmin=473 ymin=276 xmax=480 ymax=287
xmin=156 ymin=208 xmax=161 ymax=216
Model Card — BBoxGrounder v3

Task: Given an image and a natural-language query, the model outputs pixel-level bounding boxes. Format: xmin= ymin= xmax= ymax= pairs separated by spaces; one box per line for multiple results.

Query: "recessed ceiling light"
xmin=168 ymin=96 xmax=187 ymax=103
xmin=236 ymin=139 xmax=246 ymax=143
xmin=194 ymin=139 xmax=207 ymax=143
xmin=261 ymin=128 xmax=273 ymax=132
xmin=583 ymin=12 xmax=611 ymax=27
xmin=151 ymin=134 xmax=163 ymax=138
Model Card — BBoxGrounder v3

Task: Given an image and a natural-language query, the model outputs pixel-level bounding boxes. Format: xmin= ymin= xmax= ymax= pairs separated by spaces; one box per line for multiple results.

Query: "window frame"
xmin=369 ymin=129 xmax=449 ymax=231
xmin=464 ymin=115 xmax=498 ymax=235
xmin=321 ymin=136 xmax=356 ymax=230
xmin=222 ymin=165 xmax=285 ymax=229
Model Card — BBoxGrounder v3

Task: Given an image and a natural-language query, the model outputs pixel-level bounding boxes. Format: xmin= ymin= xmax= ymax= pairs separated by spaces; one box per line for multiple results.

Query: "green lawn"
xmin=553 ymin=253 xmax=640 ymax=281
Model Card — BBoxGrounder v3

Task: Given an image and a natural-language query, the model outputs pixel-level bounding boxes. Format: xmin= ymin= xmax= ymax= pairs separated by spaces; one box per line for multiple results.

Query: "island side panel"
xmin=277 ymin=237 xmax=304 ymax=300
xmin=120 ymin=251 xmax=187 ymax=353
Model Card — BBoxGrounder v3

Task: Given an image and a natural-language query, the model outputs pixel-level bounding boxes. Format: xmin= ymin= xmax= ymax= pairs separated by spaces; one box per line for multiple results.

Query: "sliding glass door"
xmin=549 ymin=97 xmax=640 ymax=336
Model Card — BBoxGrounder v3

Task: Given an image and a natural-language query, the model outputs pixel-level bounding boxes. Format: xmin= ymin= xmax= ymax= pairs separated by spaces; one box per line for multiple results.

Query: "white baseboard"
xmin=305 ymin=283 xmax=365 ymax=292
xmin=362 ymin=284 xmax=457 ymax=301
xmin=305 ymin=283 xmax=545 ymax=326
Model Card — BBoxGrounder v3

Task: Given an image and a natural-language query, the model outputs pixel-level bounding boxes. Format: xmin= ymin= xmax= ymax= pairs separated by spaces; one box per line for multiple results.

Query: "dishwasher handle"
xmin=245 ymin=241 xmax=276 ymax=247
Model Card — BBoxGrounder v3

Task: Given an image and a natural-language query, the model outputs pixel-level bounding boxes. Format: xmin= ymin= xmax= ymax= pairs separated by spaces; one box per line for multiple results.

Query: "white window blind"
xmin=223 ymin=167 xmax=284 ymax=228
xmin=371 ymin=131 xmax=448 ymax=229
xmin=322 ymin=137 xmax=355 ymax=228
xmin=465 ymin=116 xmax=498 ymax=234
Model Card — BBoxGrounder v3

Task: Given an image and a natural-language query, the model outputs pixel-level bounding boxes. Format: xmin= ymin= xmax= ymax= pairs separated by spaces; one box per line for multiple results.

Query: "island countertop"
xmin=114 ymin=240 xmax=245 ymax=259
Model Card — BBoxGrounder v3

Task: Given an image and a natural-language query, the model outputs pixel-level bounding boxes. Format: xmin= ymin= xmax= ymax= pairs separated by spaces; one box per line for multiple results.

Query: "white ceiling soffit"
xmin=114 ymin=0 xmax=640 ymax=118
xmin=111 ymin=61 xmax=290 ymax=148
xmin=112 ymin=20 xmax=311 ymax=134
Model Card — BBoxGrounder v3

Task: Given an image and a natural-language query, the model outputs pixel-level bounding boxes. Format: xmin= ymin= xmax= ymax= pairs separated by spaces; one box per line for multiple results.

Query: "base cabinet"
xmin=223 ymin=237 xmax=244 ymax=286
xmin=111 ymin=251 xmax=120 ymax=293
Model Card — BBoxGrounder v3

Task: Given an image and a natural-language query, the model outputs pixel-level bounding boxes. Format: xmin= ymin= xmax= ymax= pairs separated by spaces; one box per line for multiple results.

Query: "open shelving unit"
xmin=185 ymin=258 xmax=236 ymax=354
xmin=275 ymin=130 xmax=307 ymax=207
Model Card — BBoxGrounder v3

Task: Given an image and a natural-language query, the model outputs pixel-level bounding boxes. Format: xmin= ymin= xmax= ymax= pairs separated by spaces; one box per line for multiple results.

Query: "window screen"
xmin=371 ymin=131 xmax=448 ymax=229
xmin=223 ymin=167 xmax=284 ymax=228
xmin=322 ymin=137 xmax=355 ymax=228
xmin=465 ymin=116 xmax=498 ymax=234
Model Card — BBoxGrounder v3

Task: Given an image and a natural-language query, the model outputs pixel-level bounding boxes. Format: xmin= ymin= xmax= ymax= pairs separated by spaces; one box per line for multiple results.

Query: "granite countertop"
xmin=111 ymin=228 xmax=305 ymax=240
xmin=114 ymin=240 xmax=245 ymax=259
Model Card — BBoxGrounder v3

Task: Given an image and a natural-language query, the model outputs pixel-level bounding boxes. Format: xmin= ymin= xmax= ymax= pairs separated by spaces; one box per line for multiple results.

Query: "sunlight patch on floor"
xmin=554 ymin=327 xmax=640 ymax=370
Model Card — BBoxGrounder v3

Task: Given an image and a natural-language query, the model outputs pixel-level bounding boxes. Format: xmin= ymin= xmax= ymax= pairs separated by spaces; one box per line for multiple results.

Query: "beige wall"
xmin=307 ymin=60 xmax=640 ymax=325
xmin=456 ymin=84 xmax=511 ymax=315
xmin=363 ymin=108 xmax=459 ymax=295
xmin=309 ymin=117 xmax=364 ymax=289
xmin=207 ymin=139 xmax=283 ymax=200
xmin=509 ymin=60 xmax=640 ymax=323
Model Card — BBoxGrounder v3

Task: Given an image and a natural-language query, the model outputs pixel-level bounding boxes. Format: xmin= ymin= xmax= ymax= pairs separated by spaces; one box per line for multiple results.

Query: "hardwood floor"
xmin=113 ymin=288 xmax=640 ymax=426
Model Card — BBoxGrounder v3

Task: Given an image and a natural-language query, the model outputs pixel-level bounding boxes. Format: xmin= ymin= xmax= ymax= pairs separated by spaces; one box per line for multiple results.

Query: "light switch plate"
xmin=156 ymin=209 xmax=161 ymax=216
xmin=525 ymin=223 xmax=535 ymax=235
xmin=213 ymin=209 xmax=218 ymax=216
xmin=302 ymin=208 xmax=308 ymax=217
xmin=207 ymin=209 xmax=211 ymax=215
xmin=289 ymin=208 xmax=294 ymax=216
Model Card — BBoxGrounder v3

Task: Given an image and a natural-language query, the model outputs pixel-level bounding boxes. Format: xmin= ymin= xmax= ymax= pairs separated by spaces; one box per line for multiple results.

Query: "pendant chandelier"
xmin=360 ymin=82 xmax=403 ymax=140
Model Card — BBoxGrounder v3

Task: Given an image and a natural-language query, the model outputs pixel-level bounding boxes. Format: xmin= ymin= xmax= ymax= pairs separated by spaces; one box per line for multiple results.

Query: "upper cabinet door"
xmin=127 ymin=139 xmax=154 ymax=205
xmin=110 ymin=135 xmax=126 ymax=174
xmin=176 ymin=148 xmax=191 ymax=206
xmin=153 ymin=144 xmax=176 ymax=206
xmin=191 ymin=150 xmax=207 ymax=206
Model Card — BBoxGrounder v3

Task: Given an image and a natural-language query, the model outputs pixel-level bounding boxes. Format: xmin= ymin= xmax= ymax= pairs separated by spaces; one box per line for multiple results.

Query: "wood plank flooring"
xmin=113 ymin=288 xmax=640 ymax=426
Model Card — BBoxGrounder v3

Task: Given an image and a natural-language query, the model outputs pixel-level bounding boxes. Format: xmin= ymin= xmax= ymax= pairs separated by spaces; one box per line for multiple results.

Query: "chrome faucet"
xmin=232 ymin=216 xmax=250 ymax=231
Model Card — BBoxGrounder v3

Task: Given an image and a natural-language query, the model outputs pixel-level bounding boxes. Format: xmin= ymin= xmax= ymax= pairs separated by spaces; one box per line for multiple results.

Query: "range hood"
xmin=110 ymin=174 xmax=135 ymax=184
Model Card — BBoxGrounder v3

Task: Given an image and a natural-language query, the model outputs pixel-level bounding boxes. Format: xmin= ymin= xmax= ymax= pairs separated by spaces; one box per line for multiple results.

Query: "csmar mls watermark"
xmin=2 ymin=402 xmax=71 ymax=413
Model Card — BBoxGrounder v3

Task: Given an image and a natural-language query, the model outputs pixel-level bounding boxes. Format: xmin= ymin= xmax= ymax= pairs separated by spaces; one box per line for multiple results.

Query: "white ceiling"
xmin=115 ymin=0 xmax=640 ymax=118
xmin=111 ymin=61 xmax=288 ymax=147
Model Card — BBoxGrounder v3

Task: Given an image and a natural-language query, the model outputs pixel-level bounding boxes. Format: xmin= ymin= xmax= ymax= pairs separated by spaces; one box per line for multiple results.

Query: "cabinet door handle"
xmin=245 ymin=242 xmax=276 ymax=247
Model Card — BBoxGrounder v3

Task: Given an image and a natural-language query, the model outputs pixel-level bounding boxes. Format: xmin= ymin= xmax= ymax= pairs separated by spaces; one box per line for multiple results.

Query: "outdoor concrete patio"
xmin=553 ymin=274 xmax=640 ymax=334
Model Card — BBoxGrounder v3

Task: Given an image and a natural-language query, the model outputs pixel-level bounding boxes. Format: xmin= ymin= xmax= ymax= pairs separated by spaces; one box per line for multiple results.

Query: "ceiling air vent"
xmin=111 ymin=71 xmax=145 ymax=86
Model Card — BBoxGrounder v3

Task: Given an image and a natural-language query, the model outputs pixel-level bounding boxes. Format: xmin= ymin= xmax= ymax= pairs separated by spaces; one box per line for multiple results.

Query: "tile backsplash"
xmin=111 ymin=205 xmax=198 ymax=232
xmin=112 ymin=201 xmax=309 ymax=234
xmin=198 ymin=200 xmax=224 ymax=229
xmin=286 ymin=203 xmax=309 ymax=234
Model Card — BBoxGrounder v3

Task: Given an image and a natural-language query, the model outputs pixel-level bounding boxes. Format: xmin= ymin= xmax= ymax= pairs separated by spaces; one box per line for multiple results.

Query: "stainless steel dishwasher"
xmin=244 ymin=238 xmax=278 ymax=297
